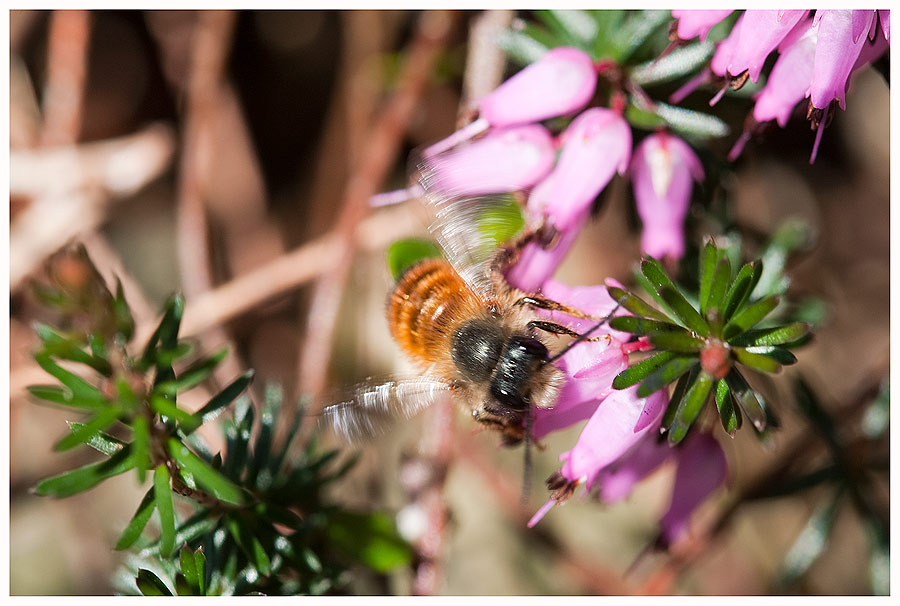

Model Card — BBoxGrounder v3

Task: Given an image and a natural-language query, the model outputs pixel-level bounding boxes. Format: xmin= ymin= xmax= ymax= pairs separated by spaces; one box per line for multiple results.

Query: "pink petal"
xmin=879 ymin=10 xmax=890 ymax=42
xmin=810 ymin=10 xmax=876 ymax=110
xmin=710 ymin=14 xmax=743 ymax=77
xmin=658 ymin=431 xmax=728 ymax=546
xmin=532 ymin=337 xmax=627 ymax=439
xmin=479 ymin=47 xmax=597 ymax=128
xmin=423 ymin=124 xmax=556 ymax=196
xmin=504 ymin=209 xmax=587 ymax=293
xmin=598 ymin=431 xmax=674 ymax=502
xmin=537 ymin=278 xmax=631 ymax=341
xmin=671 ymin=10 xmax=733 ymax=41
xmin=727 ymin=10 xmax=808 ymax=82
xmin=753 ymin=20 xmax=818 ymax=127
xmin=558 ymin=386 xmax=668 ymax=490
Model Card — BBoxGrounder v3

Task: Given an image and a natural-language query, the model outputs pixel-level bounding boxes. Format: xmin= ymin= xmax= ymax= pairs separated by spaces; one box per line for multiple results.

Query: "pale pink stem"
xmin=670 ymin=68 xmax=710 ymax=105
xmin=809 ymin=117 xmax=826 ymax=164
xmin=527 ymin=498 xmax=557 ymax=528
xmin=421 ymin=116 xmax=490 ymax=158
xmin=369 ymin=184 xmax=425 ymax=207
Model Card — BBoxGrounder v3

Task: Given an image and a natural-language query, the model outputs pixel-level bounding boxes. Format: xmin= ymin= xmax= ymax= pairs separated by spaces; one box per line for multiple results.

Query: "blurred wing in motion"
xmin=414 ymin=152 xmax=527 ymax=303
xmin=322 ymin=378 xmax=453 ymax=442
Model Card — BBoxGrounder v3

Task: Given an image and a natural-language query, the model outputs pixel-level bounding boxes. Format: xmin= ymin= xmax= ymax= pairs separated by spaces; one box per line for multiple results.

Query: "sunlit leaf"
xmin=136 ymin=569 xmax=173 ymax=596
xmin=723 ymin=296 xmax=780 ymax=339
xmin=668 ymin=370 xmax=713 ymax=444
xmin=54 ymin=407 xmax=120 ymax=451
xmin=630 ymin=40 xmax=715 ymax=86
xmin=608 ymin=315 xmax=686 ymax=336
xmin=715 ymin=378 xmax=741 ymax=434
xmin=34 ymin=447 xmax=134 ymax=497
xmin=725 ymin=369 xmax=766 ymax=431
xmin=166 ymin=438 xmax=245 ymax=505
xmin=606 ymin=285 xmax=671 ymax=322
xmin=636 ymin=355 xmax=698 ymax=397
xmin=154 ymin=464 xmax=176 ymax=557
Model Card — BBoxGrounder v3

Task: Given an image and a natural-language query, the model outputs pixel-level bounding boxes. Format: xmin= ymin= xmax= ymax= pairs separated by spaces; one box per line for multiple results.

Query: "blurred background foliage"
xmin=9 ymin=10 xmax=889 ymax=595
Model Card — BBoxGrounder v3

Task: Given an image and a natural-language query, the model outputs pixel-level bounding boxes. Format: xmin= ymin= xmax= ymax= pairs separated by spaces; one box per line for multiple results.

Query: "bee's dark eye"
xmin=451 ymin=319 xmax=503 ymax=382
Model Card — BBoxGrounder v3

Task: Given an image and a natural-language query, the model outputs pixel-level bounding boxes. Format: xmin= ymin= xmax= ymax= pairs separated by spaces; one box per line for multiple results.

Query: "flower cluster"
xmin=672 ymin=9 xmax=890 ymax=162
xmin=422 ymin=45 xmax=705 ymax=277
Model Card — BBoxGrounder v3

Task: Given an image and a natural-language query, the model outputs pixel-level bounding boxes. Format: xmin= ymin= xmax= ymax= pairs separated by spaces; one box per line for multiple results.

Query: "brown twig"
xmin=176 ymin=10 xmax=236 ymax=297
xmin=40 ymin=9 xmax=91 ymax=147
xmin=296 ymin=11 xmax=457 ymax=406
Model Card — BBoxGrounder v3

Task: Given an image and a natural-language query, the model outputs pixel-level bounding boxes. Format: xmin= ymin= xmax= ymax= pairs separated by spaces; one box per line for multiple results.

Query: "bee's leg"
xmin=490 ymin=221 xmax=559 ymax=281
xmin=473 ymin=404 xmax=526 ymax=446
xmin=527 ymin=320 xmax=581 ymax=338
xmin=515 ymin=295 xmax=601 ymax=320
xmin=528 ymin=320 xmax=609 ymax=343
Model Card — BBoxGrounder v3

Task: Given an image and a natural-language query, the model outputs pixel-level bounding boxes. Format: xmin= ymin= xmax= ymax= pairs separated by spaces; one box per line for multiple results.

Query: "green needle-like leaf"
xmin=166 ymin=438 xmax=245 ymax=505
xmin=132 ymin=415 xmax=151 ymax=483
xmin=326 ymin=510 xmax=413 ymax=573
xmin=637 ymin=355 xmax=698 ymax=397
xmin=722 ymin=261 xmax=761 ymax=322
xmin=723 ymin=296 xmax=780 ymax=339
xmin=34 ymin=353 xmax=106 ymax=408
xmin=185 ymin=370 xmax=255 ymax=434
xmin=778 ymin=488 xmax=844 ymax=588
xmin=630 ymin=40 xmax=715 ymax=86
xmin=154 ymin=464 xmax=176 ymax=557
xmin=608 ymin=315 xmax=686 ymax=336
xmin=668 ymin=371 xmax=714 ymax=444
xmin=662 ymin=367 xmax=697 ymax=430
xmin=724 ymin=369 xmax=767 ymax=431
xmin=34 ymin=323 xmax=112 ymax=376
xmin=698 ymin=240 xmax=718 ymax=314
xmin=641 ymin=256 xmax=678 ymax=298
xmin=660 ymin=287 xmax=710 ymax=335
xmin=65 ymin=422 xmax=125 ymax=456
xmin=649 ymin=331 xmax=706 ymax=352
xmin=715 ymin=378 xmax=741 ymax=434
xmin=34 ymin=447 xmax=134 ymax=497
xmin=115 ymin=488 xmax=156 ymax=550
xmin=136 ymin=569 xmax=173 ymax=596
xmin=704 ymin=257 xmax=732 ymax=320
xmin=744 ymin=345 xmax=797 ymax=365
xmin=612 ymin=351 xmax=678 ymax=389
xmin=654 ymin=101 xmax=730 ymax=140
xmin=606 ymin=286 xmax=672 ymax=322
xmin=496 ymin=29 xmax=549 ymax=65
xmin=179 ymin=546 xmax=200 ymax=593
xmin=161 ymin=348 xmax=228 ymax=394
xmin=150 ymin=394 xmax=199 ymax=431
xmin=732 ymin=322 xmax=812 ymax=347
xmin=54 ymin=407 xmax=120 ymax=451
xmin=609 ymin=9 xmax=669 ymax=62
xmin=225 ymin=516 xmax=272 ymax=577
xmin=734 ymin=346 xmax=782 ymax=373
xmin=194 ymin=550 xmax=207 ymax=595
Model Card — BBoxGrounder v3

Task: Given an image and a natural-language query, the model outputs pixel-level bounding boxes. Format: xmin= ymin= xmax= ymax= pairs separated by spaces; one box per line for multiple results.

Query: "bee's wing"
xmin=415 ymin=152 xmax=522 ymax=302
xmin=321 ymin=378 xmax=453 ymax=443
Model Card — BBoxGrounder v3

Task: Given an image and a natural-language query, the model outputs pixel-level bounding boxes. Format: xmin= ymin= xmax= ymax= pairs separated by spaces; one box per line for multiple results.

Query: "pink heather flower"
xmin=710 ymin=13 xmax=743 ymax=78
xmin=809 ymin=10 xmax=879 ymax=111
xmin=753 ymin=19 xmax=818 ymax=127
xmin=659 ymin=431 xmax=728 ymax=546
xmin=480 ymin=46 xmax=598 ymax=128
xmin=630 ymin=132 xmax=704 ymax=262
xmin=504 ymin=108 xmax=631 ymax=292
xmin=597 ymin=430 xmax=673 ymax=502
xmin=672 ymin=10 xmax=733 ymax=42
xmin=422 ymin=124 xmax=556 ymax=196
xmin=879 ymin=10 xmax=890 ymax=42
xmin=726 ymin=10 xmax=809 ymax=83
xmin=423 ymin=47 xmax=597 ymax=157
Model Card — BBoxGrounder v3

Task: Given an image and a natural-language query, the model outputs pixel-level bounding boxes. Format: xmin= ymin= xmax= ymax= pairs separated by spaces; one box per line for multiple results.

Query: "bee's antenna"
xmin=521 ymin=406 xmax=533 ymax=507
xmin=547 ymin=301 xmax=623 ymax=364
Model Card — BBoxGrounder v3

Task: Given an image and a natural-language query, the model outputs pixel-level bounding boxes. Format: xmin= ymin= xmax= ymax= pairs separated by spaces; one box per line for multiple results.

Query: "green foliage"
xmin=28 ymin=246 xmax=412 ymax=595
xmin=608 ymin=238 xmax=811 ymax=444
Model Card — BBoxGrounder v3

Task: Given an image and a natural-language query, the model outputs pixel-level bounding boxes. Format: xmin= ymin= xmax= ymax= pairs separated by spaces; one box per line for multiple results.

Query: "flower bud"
xmin=421 ymin=124 xmax=555 ymax=196
xmin=479 ymin=47 xmax=597 ymax=128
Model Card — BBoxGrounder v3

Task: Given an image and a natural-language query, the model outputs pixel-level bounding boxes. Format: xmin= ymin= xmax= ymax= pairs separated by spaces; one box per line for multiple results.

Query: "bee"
xmin=323 ymin=154 xmax=613 ymax=447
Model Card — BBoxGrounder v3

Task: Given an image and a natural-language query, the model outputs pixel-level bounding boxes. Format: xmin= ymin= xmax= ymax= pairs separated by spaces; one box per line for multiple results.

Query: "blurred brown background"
xmin=9 ymin=10 xmax=889 ymax=595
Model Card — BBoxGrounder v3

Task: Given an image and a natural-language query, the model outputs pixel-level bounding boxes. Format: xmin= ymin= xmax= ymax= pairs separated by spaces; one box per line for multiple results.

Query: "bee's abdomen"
xmin=388 ymin=258 xmax=480 ymax=366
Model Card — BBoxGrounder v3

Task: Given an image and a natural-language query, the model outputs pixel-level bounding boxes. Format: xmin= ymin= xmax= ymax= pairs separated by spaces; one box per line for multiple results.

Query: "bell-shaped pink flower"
xmin=753 ymin=19 xmax=818 ymax=127
xmin=810 ymin=10 xmax=878 ymax=110
xmin=726 ymin=10 xmax=809 ymax=82
xmin=479 ymin=46 xmax=597 ymax=128
xmin=659 ymin=431 xmax=728 ymax=546
xmin=672 ymin=10 xmax=733 ymax=42
xmin=879 ymin=10 xmax=890 ymax=42
xmin=423 ymin=47 xmax=597 ymax=157
xmin=422 ymin=124 xmax=556 ymax=197
xmin=558 ymin=385 xmax=668 ymax=491
xmin=546 ymin=108 xmax=632 ymax=232
xmin=630 ymin=132 xmax=704 ymax=262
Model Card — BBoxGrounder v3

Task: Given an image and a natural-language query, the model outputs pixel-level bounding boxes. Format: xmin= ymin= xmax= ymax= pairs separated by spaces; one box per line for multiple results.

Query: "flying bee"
xmin=323 ymin=151 xmax=615 ymax=448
